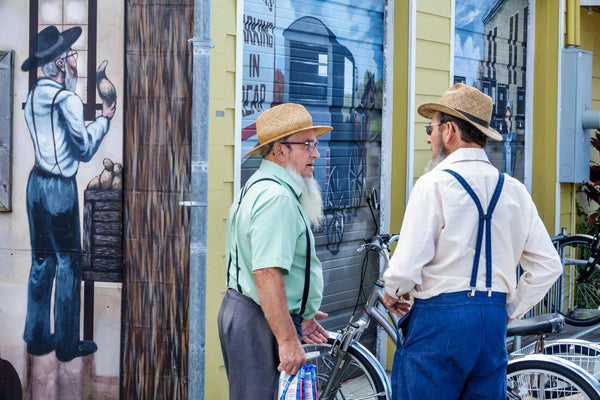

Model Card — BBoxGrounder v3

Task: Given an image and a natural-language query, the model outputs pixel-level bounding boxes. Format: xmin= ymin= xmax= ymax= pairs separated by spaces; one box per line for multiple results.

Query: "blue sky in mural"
xmin=455 ymin=0 xmax=493 ymax=86
xmin=274 ymin=0 xmax=384 ymax=82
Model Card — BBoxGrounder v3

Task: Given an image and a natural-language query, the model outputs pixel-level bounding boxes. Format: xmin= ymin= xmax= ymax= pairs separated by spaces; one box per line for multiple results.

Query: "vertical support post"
xmin=188 ymin=0 xmax=212 ymax=398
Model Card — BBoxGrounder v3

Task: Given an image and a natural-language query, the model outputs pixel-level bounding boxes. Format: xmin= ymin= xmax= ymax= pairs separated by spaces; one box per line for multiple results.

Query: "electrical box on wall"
xmin=0 ymin=50 xmax=14 ymax=211
xmin=558 ymin=47 xmax=592 ymax=183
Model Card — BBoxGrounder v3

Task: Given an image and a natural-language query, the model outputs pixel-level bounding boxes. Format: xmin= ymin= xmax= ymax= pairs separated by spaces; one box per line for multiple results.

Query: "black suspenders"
xmin=227 ymin=178 xmax=313 ymax=317
xmin=30 ymin=84 xmax=65 ymax=176
xmin=443 ymin=169 xmax=505 ymax=297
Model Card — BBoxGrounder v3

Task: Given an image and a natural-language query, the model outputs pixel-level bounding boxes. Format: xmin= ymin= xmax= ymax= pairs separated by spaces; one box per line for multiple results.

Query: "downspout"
xmin=187 ymin=0 xmax=212 ymax=398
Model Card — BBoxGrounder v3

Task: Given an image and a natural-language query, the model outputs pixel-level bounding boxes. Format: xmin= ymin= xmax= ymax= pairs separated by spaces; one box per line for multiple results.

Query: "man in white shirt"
xmin=383 ymin=83 xmax=563 ymax=400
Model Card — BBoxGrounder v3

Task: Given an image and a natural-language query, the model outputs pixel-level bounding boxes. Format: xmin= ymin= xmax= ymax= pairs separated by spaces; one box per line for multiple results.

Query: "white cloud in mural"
xmin=456 ymin=0 xmax=490 ymax=29
xmin=454 ymin=32 xmax=482 ymax=86
xmin=456 ymin=7 xmax=480 ymax=27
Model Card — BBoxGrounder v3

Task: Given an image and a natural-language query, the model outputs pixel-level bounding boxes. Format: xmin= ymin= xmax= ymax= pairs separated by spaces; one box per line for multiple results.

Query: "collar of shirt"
xmin=432 ymin=147 xmax=492 ymax=171
xmin=36 ymin=78 xmax=65 ymax=91
xmin=255 ymin=159 xmax=302 ymax=200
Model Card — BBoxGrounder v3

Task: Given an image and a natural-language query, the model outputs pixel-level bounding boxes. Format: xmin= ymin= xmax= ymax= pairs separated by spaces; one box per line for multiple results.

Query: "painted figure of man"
xmin=21 ymin=25 xmax=115 ymax=362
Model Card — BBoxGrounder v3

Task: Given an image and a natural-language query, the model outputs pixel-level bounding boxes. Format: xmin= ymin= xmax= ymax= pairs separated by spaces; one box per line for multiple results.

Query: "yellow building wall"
xmin=532 ymin=1 xmax=561 ymax=232
xmin=581 ymin=9 xmax=600 ymax=114
xmin=206 ymin=0 xmax=236 ymax=398
xmin=576 ymin=7 xmax=600 ymax=227
xmin=558 ymin=6 xmax=600 ymax=234
xmin=387 ymin=0 xmax=452 ymax=370
xmin=413 ymin=0 xmax=452 ymax=185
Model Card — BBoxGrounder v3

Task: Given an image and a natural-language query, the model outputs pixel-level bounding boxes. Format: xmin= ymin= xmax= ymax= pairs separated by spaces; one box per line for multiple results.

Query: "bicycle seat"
xmin=506 ymin=313 xmax=564 ymax=337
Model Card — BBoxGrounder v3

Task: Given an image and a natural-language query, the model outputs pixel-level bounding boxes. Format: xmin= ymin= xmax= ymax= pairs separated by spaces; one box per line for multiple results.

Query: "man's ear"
xmin=55 ymin=58 xmax=65 ymax=72
xmin=442 ymin=121 xmax=454 ymax=144
xmin=272 ymin=142 xmax=286 ymax=162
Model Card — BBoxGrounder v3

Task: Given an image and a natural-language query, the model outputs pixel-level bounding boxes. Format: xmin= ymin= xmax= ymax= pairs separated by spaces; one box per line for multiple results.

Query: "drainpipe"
xmin=186 ymin=0 xmax=212 ymax=398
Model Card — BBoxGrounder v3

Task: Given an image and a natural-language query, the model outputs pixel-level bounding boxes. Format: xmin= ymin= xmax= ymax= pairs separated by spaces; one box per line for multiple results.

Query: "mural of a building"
xmin=454 ymin=0 xmax=529 ymax=181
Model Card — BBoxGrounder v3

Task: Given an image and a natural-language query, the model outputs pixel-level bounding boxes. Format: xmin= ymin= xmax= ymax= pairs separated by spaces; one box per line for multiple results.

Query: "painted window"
xmin=28 ymin=0 xmax=99 ymax=120
xmin=454 ymin=0 xmax=530 ymax=181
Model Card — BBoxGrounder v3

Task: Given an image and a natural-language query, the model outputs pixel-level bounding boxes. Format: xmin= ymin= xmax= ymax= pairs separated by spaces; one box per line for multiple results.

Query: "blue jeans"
xmin=23 ymin=168 xmax=82 ymax=355
xmin=392 ymin=291 xmax=508 ymax=400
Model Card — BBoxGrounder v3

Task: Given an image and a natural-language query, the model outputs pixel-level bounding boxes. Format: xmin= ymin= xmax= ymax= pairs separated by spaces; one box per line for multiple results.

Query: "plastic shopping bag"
xmin=278 ymin=365 xmax=318 ymax=400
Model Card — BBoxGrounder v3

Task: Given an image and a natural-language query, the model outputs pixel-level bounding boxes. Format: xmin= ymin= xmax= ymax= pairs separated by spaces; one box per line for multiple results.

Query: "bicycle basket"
xmin=512 ymin=339 xmax=600 ymax=380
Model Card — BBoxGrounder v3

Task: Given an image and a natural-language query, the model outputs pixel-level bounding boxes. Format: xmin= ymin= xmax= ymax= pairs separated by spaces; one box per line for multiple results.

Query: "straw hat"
xmin=21 ymin=25 xmax=82 ymax=72
xmin=245 ymin=103 xmax=333 ymax=157
xmin=417 ymin=83 xmax=502 ymax=141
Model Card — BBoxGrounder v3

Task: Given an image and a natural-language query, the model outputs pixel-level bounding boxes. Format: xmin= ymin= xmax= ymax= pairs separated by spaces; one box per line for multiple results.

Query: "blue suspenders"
xmin=443 ymin=169 xmax=505 ymax=297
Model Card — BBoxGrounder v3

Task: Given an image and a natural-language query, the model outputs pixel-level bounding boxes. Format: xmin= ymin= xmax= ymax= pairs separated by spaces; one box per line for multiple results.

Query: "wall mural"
xmin=22 ymin=25 xmax=117 ymax=363
xmin=240 ymin=0 xmax=384 ymax=343
xmin=454 ymin=0 xmax=529 ymax=182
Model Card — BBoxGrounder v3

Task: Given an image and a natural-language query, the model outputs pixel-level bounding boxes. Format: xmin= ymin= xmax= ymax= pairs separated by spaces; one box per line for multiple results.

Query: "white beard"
xmin=65 ymin=64 xmax=77 ymax=92
xmin=285 ymin=166 xmax=325 ymax=229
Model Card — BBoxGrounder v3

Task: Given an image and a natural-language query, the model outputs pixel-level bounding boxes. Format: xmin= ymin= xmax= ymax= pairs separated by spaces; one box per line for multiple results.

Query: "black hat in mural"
xmin=21 ymin=25 xmax=82 ymax=71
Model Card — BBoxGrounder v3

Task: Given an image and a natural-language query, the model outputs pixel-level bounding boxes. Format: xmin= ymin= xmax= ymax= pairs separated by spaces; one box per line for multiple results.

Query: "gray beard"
xmin=425 ymin=155 xmax=446 ymax=172
xmin=425 ymin=137 xmax=448 ymax=173
xmin=285 ymin=166 xmax=325 ymax=229
xmin=65 ymin=65 xmax=77 ymax=92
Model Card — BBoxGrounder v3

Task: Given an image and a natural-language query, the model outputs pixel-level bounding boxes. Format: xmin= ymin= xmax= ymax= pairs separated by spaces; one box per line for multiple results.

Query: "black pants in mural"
xmin=23 ymin=167 xmax=82 ymax=356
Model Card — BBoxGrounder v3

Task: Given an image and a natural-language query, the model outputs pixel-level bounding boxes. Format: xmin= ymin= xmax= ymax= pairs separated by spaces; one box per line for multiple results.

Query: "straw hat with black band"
xmin=245 ymin=103 xmax=333 ymax=157
xmin=21 ymin=25 xmax=82 ymax=72
xmin=417 ymin=83 xmax=503 ymax=141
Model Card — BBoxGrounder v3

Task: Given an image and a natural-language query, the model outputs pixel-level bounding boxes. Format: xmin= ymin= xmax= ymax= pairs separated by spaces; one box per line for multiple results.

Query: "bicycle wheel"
xmin=552 ymin=235 xmax=600 ymax=326
xmin=507 ymin=356 xmax=600 ymax=399
xmin=303 ymin=339 xmax=388 ymax=400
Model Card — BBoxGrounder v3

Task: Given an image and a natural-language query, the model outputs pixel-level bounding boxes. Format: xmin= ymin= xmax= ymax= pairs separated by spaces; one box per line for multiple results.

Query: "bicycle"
xmin=542 ymin=230 xmax=600 ymax=326
xmin=303 ymin=190 xmax=600 ymax=399
xmin=507 ymin=313 xmax=600 ymax=399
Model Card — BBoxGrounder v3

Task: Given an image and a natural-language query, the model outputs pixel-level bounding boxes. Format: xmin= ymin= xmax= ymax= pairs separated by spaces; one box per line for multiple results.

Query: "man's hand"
xmin=277 ymin=339 xmax=306 ymax=376
xmin=102 ymin=100 xmax=116 ymax=119
xmin=384 ymin=292 xmax=411 ymax=317
xmin=254 ymin=267 xmax=307 ymax=375
xmin=301 ymin=311 xmax=329 ymax=344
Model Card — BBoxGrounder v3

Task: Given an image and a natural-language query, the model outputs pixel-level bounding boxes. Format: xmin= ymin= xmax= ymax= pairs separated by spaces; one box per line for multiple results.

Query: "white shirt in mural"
xmin=24 ymin=78 xmax=110 ymax=178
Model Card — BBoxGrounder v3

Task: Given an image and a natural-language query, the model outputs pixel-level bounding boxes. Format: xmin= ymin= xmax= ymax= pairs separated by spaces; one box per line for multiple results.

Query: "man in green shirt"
xmin=218 ymin=103 xmax=331 ymax=399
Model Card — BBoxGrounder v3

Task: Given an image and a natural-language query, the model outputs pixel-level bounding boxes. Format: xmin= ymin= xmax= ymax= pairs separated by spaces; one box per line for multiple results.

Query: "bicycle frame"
xmin=317 ymin=235 xmax=399 ymax=399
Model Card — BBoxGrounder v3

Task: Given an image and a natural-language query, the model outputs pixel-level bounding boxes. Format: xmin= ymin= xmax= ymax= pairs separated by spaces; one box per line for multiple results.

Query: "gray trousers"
xmin=218 ymin=289 xmax=280 ymax=400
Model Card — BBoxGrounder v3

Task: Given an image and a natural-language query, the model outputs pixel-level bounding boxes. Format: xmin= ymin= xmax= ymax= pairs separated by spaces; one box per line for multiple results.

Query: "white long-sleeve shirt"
xmin=24 ymin=78 xmax=110 ymax=178
xmin=383 ymin=148 xmax=563 ymax=319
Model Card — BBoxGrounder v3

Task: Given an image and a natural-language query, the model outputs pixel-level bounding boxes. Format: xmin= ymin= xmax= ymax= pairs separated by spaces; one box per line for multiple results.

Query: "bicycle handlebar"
xmin=358 ymin=233 xmax=399 ymax=254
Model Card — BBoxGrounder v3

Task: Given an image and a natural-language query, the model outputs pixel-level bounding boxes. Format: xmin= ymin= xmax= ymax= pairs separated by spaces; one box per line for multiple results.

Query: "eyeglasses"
xmin=425 ymin=122 xmax=443 ymax=135
xmin=280 ymin=141 xmax=319 ymax=151
xmin=65 ymin=51 xmax=78 ymax=61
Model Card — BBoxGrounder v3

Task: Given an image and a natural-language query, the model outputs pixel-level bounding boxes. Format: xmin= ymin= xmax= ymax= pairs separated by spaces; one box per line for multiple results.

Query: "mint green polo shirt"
xmin=225 ymin=160 xmax=323 ymax=319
